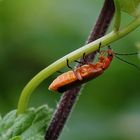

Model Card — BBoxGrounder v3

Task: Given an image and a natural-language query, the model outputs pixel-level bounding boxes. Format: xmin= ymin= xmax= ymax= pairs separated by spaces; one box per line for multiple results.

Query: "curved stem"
xmin=114 ymin=0 xmax=121 ymax=31
xmin=45 ymin=1 xmax=114 ymax=139
xmin=17 ymin=17 xmax=140 ymax=115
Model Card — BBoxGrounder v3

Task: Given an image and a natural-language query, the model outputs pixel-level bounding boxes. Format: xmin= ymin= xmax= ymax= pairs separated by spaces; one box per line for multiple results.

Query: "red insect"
xmin=49 ymin=45 xmax=114 ymax=93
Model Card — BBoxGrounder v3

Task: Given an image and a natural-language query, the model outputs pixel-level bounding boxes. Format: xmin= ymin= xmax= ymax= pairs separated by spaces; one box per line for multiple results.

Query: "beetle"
xmin=49 ymin=45 xmax=114 ymax=93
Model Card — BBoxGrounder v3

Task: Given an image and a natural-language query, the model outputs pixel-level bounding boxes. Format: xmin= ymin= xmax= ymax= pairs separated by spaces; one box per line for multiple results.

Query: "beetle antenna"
xmin=115 ymin=55 xmax=140 ymax=70
xmin=114 ymin=52 xmax=139 ymax=55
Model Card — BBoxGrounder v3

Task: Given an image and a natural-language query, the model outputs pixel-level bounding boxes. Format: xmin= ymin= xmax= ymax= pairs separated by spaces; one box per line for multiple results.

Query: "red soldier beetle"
xmin=49 ymin=43 xmax=139 ymax=93
xmin=49 ymin=43 xmax=114 ymax=93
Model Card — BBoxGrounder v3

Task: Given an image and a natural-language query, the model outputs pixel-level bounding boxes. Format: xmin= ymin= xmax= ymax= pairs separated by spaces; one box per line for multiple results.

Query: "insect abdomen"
xmin=48 ymin=71 xmax=77 ymax=92
xmin=57 ymin=65 xmax=104 ymax=93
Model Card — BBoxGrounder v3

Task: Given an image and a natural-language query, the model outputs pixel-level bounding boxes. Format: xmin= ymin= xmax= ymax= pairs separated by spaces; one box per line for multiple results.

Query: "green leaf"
xmin=0 ymin=105 xmax=53 ymax=140
xmin=118 ymin=0 xmax=140 ymax=16
xmin=10 ymin=136 xmax=21 ymax=140
xmin=0 ymin=110 xmax=17 ymax=132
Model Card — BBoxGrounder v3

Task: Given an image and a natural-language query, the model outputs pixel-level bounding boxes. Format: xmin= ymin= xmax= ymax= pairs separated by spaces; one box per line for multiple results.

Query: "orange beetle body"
xmin=49 ymin=49 xmax=113 ymax=93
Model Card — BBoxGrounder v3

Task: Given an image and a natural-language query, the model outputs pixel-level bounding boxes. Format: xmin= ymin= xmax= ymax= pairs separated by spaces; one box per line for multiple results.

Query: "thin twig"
xmin=45 ymin=0 xmax=115 ymax=140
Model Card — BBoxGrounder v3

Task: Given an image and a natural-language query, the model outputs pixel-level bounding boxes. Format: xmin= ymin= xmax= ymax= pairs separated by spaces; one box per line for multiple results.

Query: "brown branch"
xmin=45 ymin=0 xmax=115 ymax=140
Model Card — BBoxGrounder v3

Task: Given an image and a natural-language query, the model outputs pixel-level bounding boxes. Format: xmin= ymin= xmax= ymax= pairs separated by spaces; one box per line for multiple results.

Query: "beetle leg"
xmin=66 ymin=59 xmax=73 ymax=70
xmin=56 ymin=71 xmax=63 ymax=74
xmin=97 ymin=42 xmax=102 ymax=53
xmin=108 ymin=45 xmax=111 ymax=49
xmin=82 ymin=52 xmax=87 ymax=64
xmin=74 ymin=60 xmax=83 ymax=64
xmin=74 ymin=53 xmax=87 ymax=65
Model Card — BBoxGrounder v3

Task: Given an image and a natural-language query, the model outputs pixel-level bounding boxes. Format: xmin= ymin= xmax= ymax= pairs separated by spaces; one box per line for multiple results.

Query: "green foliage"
xmin=0 ymin=105 xmax=52 ymax=140
xmin=1 ymin=0 xmax=140 ymax=140
xmin=17 ymin=0 xmax=140 ymax=115
xmin=118 ymin=0 xmax=140 ymax=16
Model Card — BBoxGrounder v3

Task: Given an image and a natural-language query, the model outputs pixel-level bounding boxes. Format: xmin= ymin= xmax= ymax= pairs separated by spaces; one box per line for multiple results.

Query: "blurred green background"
xmin=0 ymin=0 xmax=140 ymax=140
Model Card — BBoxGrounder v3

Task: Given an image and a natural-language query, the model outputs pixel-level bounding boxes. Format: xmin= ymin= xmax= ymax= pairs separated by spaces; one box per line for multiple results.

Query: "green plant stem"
xmin=114 ymin=0 xmax=121 ymax=31
xmin=17 ymin=17 xmax=140 ymax=115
